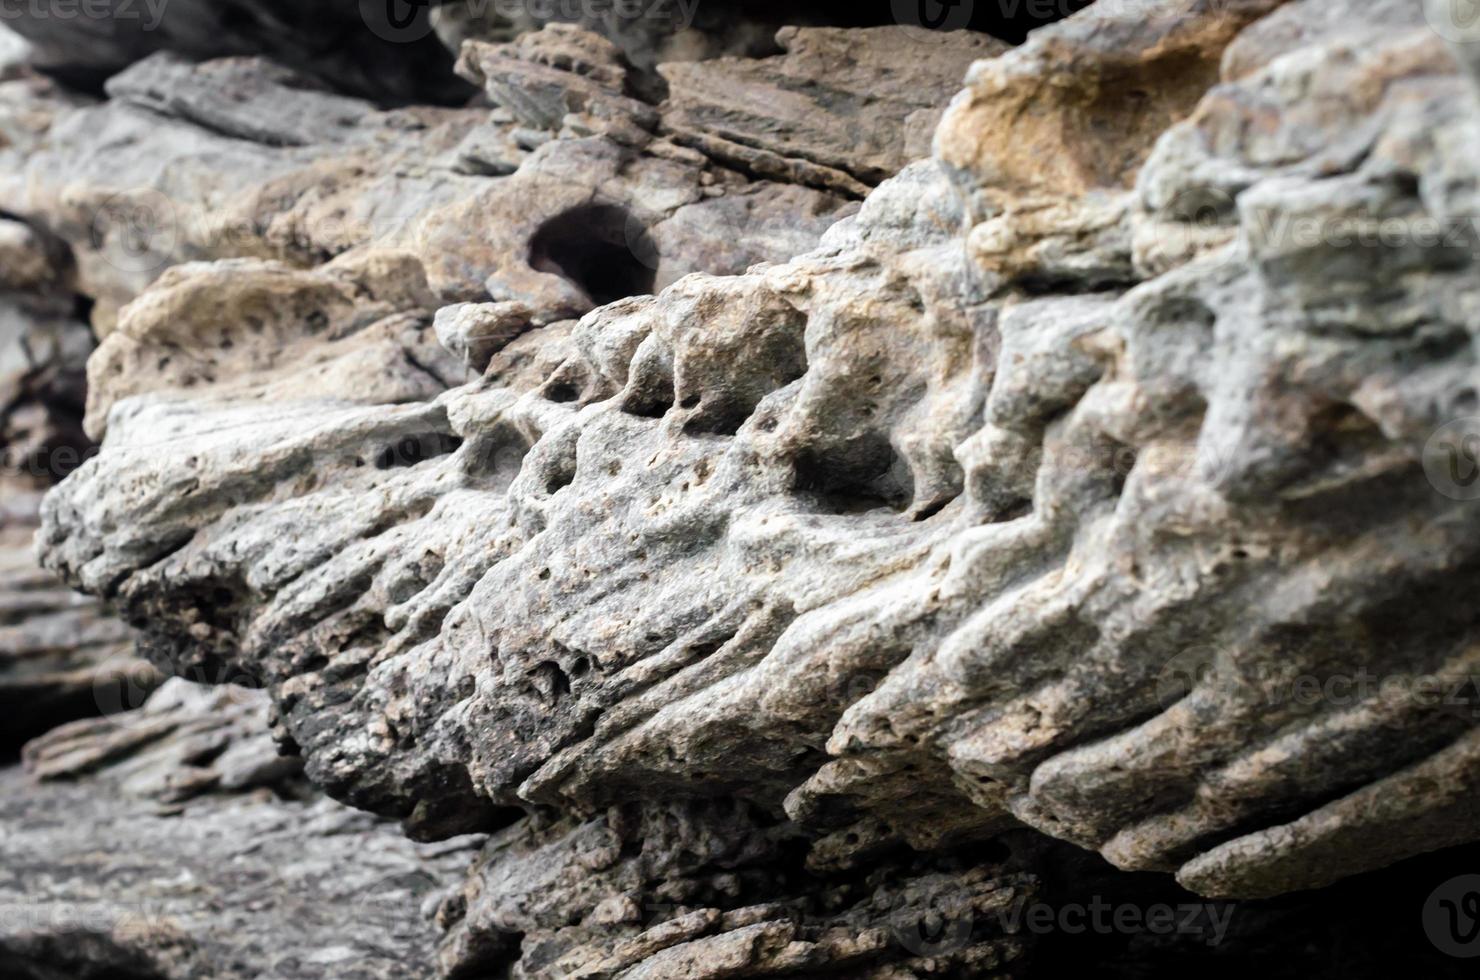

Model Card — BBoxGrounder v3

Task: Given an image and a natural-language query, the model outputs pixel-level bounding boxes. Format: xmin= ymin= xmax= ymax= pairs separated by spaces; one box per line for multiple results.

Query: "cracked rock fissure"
xmin=5 ymin=0 xmax=1480 ymax=976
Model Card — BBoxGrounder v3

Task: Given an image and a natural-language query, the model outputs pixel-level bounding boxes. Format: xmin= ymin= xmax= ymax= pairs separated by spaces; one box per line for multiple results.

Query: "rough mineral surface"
xmin=5 ymin=0 xmax=1480 ymax=976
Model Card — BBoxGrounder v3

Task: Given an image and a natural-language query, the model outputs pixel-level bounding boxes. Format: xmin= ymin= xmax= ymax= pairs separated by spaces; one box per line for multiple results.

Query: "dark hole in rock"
xmin=969 ymin=838 xmax=1013 ymax=865
xmin=529 ymin=203 xmax=658 ymax=309
xmin=682 ymin=403 xmax=754 ymax=438
xmin=463 ymin=422 xmax=533 ymax=493
xmin=545 ymin=455 xmax=577 ymax=495
xmin=681 ymin=359 xmax=807 ymax=438
xmin=374 ymin=432 xmax=464 ymax=470
xmin=402 ymin=766 xmax=524 ymax=841
xmin=1147 ymin=296 xmax=1217 ymax=330
xmin=988 ymin=496 xmax=1033 ymax=524
xmin=1017 ymin=270 xmax=1137 ymax=296
xmin=912 ymin=496 xmax=954 ymax=522
xmin=532 ymin=660 xmax=572 ymax=703
xmin=542 ymin=379 xmax=582 ymax=404
xmin=620 ymin=371 xmax=676 ymax=420
xmin=793 ymin=432 xmax=914 ymax=514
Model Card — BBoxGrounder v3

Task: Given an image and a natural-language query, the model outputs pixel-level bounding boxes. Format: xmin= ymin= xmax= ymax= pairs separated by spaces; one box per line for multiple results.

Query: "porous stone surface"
xmin=5 ymin=0 xmax=1480 ymax=976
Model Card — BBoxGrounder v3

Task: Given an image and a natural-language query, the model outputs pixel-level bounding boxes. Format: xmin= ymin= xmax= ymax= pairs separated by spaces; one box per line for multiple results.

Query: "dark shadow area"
xmin=1028 ymin=838 xmax=1480 ymax=978
xmin=529 ymin=203 xmax=658 ymax=308
xmin=9 ymin=0 xmax=1092 ymax=105
xmin=8 ymin=0 xmax=474 ymax=105
xmin=793 ymin=432 xmax=915 ymax=514
xmin=0 ymin=932 xmax=171 ymax=980
xmin=780 ymin=0 xmax=1096 ymax=44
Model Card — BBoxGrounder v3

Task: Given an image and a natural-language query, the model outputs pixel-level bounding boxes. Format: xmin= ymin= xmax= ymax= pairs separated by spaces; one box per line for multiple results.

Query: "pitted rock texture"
xmin=8 ymin=0 xmax=1480 ymax=976
xmin=0 ymin=33 xmax=862 ymax=336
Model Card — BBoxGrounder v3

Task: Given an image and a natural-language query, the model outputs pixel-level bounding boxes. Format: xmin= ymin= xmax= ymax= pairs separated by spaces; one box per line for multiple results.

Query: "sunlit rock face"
xmin=6 ymin=0 xmax=1480 ymax=975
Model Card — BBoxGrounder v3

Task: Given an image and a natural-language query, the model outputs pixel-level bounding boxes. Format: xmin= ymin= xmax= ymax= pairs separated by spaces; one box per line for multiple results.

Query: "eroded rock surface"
xmin=7 ymin=0 xmax=1480 ymax=976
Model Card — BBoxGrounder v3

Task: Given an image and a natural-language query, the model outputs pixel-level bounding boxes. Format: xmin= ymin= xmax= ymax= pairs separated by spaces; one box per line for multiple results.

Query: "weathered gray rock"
xmin=431 ymin=0 xmax=834 ymax=78
xmin=0 ymin=761 xmax=484 ymax=979
xmin=0 ymin=214 xmax=160 ymax=751
xmin=38 ymin=0 xmax=1480 ymax=907
xmin=9 ymin=1 xmax=1480 ymax=976
xmin=0 ymin=520 xmax=153 ymax=752
xmin=0 ymin=45 xmax=857 ymax=337
xmin=658 ymin=26 xmax=1005 ymax=195
xmin=23 ymin=677 xmax=303 ymax=800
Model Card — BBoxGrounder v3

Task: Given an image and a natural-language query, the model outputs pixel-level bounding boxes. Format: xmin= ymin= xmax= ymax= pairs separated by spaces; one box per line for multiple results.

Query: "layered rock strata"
xmin=0 ymin=208 xmax=159 ymax=750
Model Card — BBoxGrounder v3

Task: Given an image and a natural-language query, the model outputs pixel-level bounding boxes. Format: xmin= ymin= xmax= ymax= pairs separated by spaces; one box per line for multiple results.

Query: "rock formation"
xmin=0 ymin=202 xmax=160 ymax=751
xmin=5 ymin=0 xmax=1480 ymax=975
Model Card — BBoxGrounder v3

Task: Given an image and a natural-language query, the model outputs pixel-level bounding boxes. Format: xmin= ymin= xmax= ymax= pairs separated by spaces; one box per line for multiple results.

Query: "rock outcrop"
xmin=5 ymin=0 xmax=1480 ymax=975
